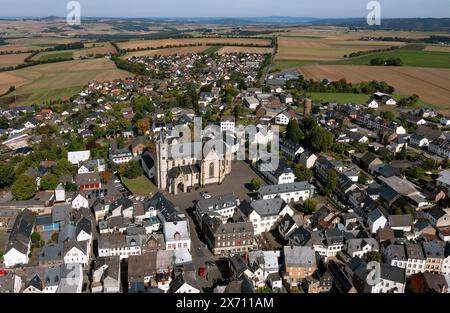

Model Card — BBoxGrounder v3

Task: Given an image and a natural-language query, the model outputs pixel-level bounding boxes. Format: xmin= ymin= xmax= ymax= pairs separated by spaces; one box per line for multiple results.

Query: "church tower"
xmin=156 ymin=137 xmax=169 ymax=190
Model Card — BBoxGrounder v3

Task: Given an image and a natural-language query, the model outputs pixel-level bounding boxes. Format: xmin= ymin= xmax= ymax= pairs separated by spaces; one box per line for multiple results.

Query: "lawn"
xmin=306 ymin=92 xmax=372 ymax=104
xmin=121 ymin=175 xmax=158 ymax=196
xmin=35 ymin=50 xmax=74 ymax=62
xmin=329 ymin=47 xmax=450 ymax=68
xmin=204 ymin=46 xmax=222 ymax=55
xmin=271 ymin=59 xmax=320 ymax=71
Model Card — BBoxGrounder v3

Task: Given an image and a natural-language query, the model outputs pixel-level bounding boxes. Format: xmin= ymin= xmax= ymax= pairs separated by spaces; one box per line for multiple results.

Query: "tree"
xmin=65 ymin=182 xmax=77 ymax=192
xmin=0 ymin=163 xmax=15 ymax=188
xmin=136 ymin=118 xmax=150 ymax=136
xmin=303 ymin=198 xmax=317 ymax=213
xmin=293 ymin=164 xmax=312 ymax=182
xmin=12 ymin=175 xmax=37 ymax=200
xmin=365 ymin=251 xmax=382 ymax=263
xmin=358 ymin=172 xmax=369 ymax=185
xmin=51 ymin=232 xmax=59 ymax=243
xmin=40 ymin=173 xmax=58 ymax=190
xmin=310 ymin=126 xmax=333 ymax=153
xmin=123 ymin=160 xmax=143 ymax=179
xmin=286 ymin=119 xmax=303 ymax=143
xmin=31 ymin=232 xmax=41 ymax=244
xmin=325 ymin=171 xmax=338 ymax=195
xmin=381 ymin=111 xmax=396 ymax=122
xmin=250 ymin=178 xmax=261 ymax=191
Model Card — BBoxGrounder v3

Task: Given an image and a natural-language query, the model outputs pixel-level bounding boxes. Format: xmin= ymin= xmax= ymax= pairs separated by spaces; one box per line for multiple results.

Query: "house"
xmin=257 ymin=158 xmax=295 ymax=185
xmin=72 ymin=192 xmax=91 ymax=209
xmin=422 ymin=241 xmax=445 ymax=274
xmin=131 ymin=137 xmax=146 ymax=156
xmin=298 ymin=150 xmax=318 ymax=169
xmin=409 ymin=272 xmax=449 ymax=293
xmin=244 ymin=96 xmax=259 ymax=110
xmin=246 ymin=250 xmax=280 ymax=288
xmin=405 ymin=243 xmax=427 ymax=276
xmin=358 ymin=152 xmax=383 ymax=175
xmin=91 ymin=256 xmax=121 ymax=293
xmin=437 ymin=170 xmax=450 ymax=192
xmin=67 ymin=150 xmax=91 ymax=165
xmin=39 ymin=243 xmax=64 ymax=268
xmin=109 ymin=142 xmax=133 ymax=164
xmin=366 ymin=99 xmax=379 ymax=109
xmin=140 ymin=152 xmax=155 ymax=180
xmin=202 ymin=216 xmax=254 ymax=256
xmin=3 ymin=209 xmax=36 ymax=268
xmin=98 ymin=233 xmax=142 ymax=259
xmin=274 ymin=111 xmax=290 ymax=125
xmin=220 ymin=116 xmax=235 ymax=132
xmin=78 ymin=159 xmax=106 ymax=174
xmin=63 ymin=240 xmax=89 ymax=265
xmin=388 ymin=215 xmax=413 ymax=232
xmin=195 ymin=194 xmax=239 ymax=225
xmin=367 ymin=208 xmax=387 ymax=234
xmin=76 ymin=173 xmax=102 ymax=191
xmin=428 ymin=139 xmax=450 ymax=159
xmin=279 ymin=138 xmax=304 ymax=160
xmin=283 ymin=245 xmax=317 ymax=286
xmin=169 ymin=271 xmax=200 ymax=293
xmin=440 ymin=117 xmax=450 ymax=127
xmin=345 ymin=238 xmax=379 ymax=258
xmin=426 ymin=207 xmax=450 ymax=228
xmin=163 ymin=220 xmax=191 ymax=251
xmin=257 ymin=181 xmax=315 ymax=203
xmin=241 ymin=198 xmax=294 ymax=235
xmin=410 ymin=134 xmax=429 ymax=148
xmin=361 ymin=263 xmax=405 ymax=293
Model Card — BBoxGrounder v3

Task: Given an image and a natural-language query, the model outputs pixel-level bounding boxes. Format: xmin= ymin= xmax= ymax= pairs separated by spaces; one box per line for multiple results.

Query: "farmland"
xmin=275 ymin=36 xmax=405 ymax=61
xmin=0 ymin=53 xmax=32 ymax=68
xmin=299 ymin=64 xmax=450 ymax=111
xmin=329 ymin=46 xmax=450 ymax=68
xmin=32 ymin=50 xmax=75 ymax=62
xmin=116 ymin=37 xmax=272 ymax=50
xmin=0 ymin=58 xmax=132 ymax=106
xmin=122 ymin=45 xmax=208 ymax=58
xmin=74 ymin=42 xmax=117 ymax=59
xmin=217 ymin=46 xmax=273 ymax=55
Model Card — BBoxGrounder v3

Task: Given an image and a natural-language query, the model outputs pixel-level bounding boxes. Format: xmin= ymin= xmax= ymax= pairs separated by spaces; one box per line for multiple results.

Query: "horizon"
xmin=1 ymin=0 xmax=449 ymax=19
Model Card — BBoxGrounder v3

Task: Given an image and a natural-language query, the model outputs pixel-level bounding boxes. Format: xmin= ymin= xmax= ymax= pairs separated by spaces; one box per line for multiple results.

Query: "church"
xmin=155 ymin=132 xmax=232 ymax=195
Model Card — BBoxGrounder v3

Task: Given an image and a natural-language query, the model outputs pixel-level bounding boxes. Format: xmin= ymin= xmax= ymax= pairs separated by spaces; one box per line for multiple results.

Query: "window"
xmin=209 ymin=162 xmax=214 ymax=178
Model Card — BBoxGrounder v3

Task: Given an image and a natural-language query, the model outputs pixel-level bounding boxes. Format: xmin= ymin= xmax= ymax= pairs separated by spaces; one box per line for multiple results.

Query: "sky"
xmin=0 ymin=0 xmax=449 ymax=18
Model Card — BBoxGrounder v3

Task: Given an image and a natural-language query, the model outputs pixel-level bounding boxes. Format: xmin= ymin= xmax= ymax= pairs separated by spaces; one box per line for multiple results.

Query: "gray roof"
xmin=283 ymin=245 xmax=316 ymax=268
xmin=5 ymin=209 xmax=36 ymax=254
xmin=39 ymin=243 xmax=63 ymax=263
xmin=258 ymin=181 xmax=315 ymax=196
xmin=405 ymin=243 xmax=425 ymax=260
xmin=52 ymin=204 xmax=71 ymax=223
xmin=422 ymin=241 xmax=445 ymax=259
xmin=196 ymin=194 xmax=238 ymax=216
xmin=368 ymin=208 xmax=385 ymax=222
xmin=388 ymin=214 xmax=413 ymax=228
xmin=380 ymin=263 xmax=405 ymax=284
xmin=248 ymin=198 xmax=286 ymax=217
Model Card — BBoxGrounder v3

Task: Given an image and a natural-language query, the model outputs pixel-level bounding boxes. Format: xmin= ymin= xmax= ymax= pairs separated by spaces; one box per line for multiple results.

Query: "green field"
xmin=307 ymin=92 xmax=432 ymax=106
xmin=329 ymin=47 xmax=450 ymax=68
xmin=307 ymin=92 xmax=372 ymax=104
xmin=36 ymin=50 xmax=75 ymax=62
xmin=121 ymin=175 xmax=157 ymax=196
xmin=272 ymin=59 xmax=320 ymax=71
xmin=204 ymin=46 xmax=222 ymax=55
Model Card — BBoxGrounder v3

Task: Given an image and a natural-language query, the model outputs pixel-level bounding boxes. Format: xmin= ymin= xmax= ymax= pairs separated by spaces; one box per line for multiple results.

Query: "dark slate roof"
xmin=147 ymin=192 xmax=181 ymax=222
xmin=6 ymin=209 xmax=36 ymax=254
xmin=380 ymin=263 xmax=405 ymax=284
xmin=76 ymin=217 xmax=92 ymax=237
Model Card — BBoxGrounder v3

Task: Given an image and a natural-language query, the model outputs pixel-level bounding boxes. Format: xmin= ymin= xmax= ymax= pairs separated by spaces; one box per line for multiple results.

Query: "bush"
xmin=250 ymin=178 xmax=261 ymax=191
xmin=303 ymin=198 xmax=317 ymax=213
xmin=12 ymin=175 xmax=37 ymax=200
xmin=31 ymin=232 xmax=41 ymax=244
xmin=123 ymin=160 xmax=144 ymax=179
xmin=40 ymin=173 xmax=59 ymax=190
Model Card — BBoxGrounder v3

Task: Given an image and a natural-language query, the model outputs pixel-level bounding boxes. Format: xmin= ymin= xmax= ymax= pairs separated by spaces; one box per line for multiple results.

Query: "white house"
xmin=440 ymin=117 xmax=450 ymax=127
xmin=63 ymin=240 xmax=89 ymax=265
xmin=368 ymin=264 xmax=405 ymax=293
xmin=98 ymin=234 xmax=141 ymax=260
xmin=367 ymin=208 xmax=387 ymax=234
xmin=244 ymin=96 xmax=260 ymax=110
xmin=247 ymin=250 xmax=280 ymax=288
xmin=68 ymin=150 xmax=91 ymax=165
xmin=54 ymin=183 xmax=66 ymax=202
xmin=169 ymin=272 xmax=200 ymax=293
xmin=258 ymin=181 xmax=315 ymax=203
xmin=163 ymin=220 xmax=191 ymax=251
xmin=345 ymin=238 xmax=379 ymax=258
xmin=367 ymin=99 xmax=379 ymax=109
xmin=220 ymin=116 xmax=235 ymax=132
xmin=275 ymin=112 xmax=290 ymax=125
xmin=72 ymin=193 xmax=90 ymax=209
xmin=298 ymin=150 xmax=317 ymax=169
xmin=245 ymin=198 xmax=294 ymax=235
xmin=410 ymin=134 xmax=429 ymax=148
